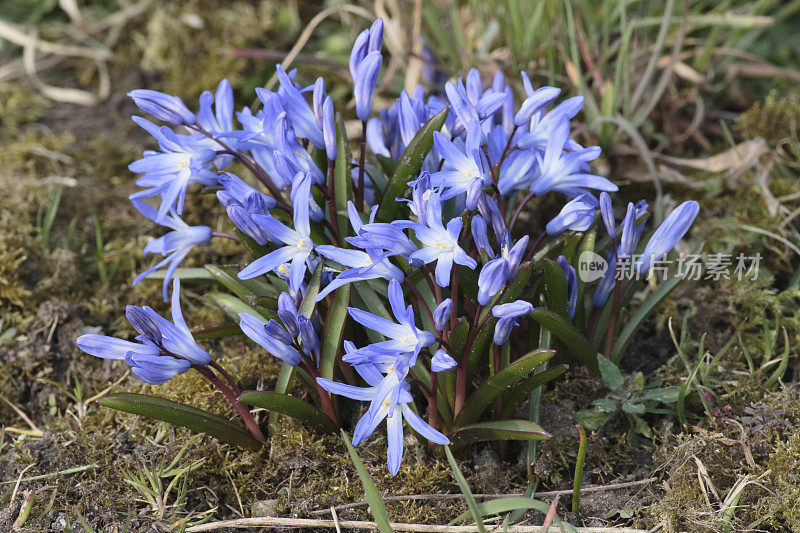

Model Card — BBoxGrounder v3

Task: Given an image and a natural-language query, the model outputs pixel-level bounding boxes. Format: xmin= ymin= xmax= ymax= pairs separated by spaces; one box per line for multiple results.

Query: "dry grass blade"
xmin=0 ymin=19 xmax=112 ymax=60
xmin=263 ymin=4 xmax=373 ymax=90
xmin=311 ymin=478 xmax=658 ymax=515
xmin=185 ymin=516 xmax=649 ymax=532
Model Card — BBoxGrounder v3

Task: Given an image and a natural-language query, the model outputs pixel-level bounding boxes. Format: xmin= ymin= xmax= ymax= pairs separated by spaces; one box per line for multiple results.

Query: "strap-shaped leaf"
xmin=530 ymin=308 xmax=600 ymax=376
xmin=99 ymin=393 xmax=262 ymax=450
xmin=203 ymin=292 xmax=275 ymax=324
xmin=377 ymin=108 xmax=448 ymax=222
xmin=456 ymin=349 xmax=556 ymax=427
xmin=500 ymin=364 xmax=568 ymax=419
xmin=298 ymin=262 xmax=324 ymax=317
xmin=205 ymin=265 xmax=255 ymax=303
xmin=542 ymin=259 xmax=569 ymax=319
xmin=341 ymin=430 xmax=393 ymax=533
xmin=234 ymin=228 xmax=269 ymax=258
xmin=611 ymin=274 xmax=683 ymax=362
xmin=206 ymin=265 xmax=277 ymax=299
xmin=449 ymin=420 xmax=552 ymax=447
xmin=145 ymin=267 xmax=213 ymax=280
xmin=319 ymin=284 xmax=350 ymax=381
xmin=375 ymin=154 xmax=396 ymax=180
xmin=239 ymin=391 xmax=336 ymax=432
xmin=192 ymin=324 xmax=241 ymax=341
xmin=334 ymin=113 xmax=352 ymax=239
xmin=451 ymin=497 xmax=558 ymax=526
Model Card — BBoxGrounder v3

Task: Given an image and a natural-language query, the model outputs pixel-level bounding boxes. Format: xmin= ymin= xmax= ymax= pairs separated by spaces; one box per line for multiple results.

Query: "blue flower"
xmin=273 ymin=65 xmax=326 ymax=150
xmin=492 ymin=300 xmax=534 ymax=345
xmin=471 ymin=215 xmax=494 ymax=257
xmin=77 ymin=278 xmax=210 ymax=384
xmin=128 ymin=117 xmax=218 ymax=222
xmin=430 ymin=122 xmax=491 ymax=209
xmin=128 ymin=89 xmax=196 ymax=125
xmin=514 ymin=76 xmax=560 ymax=127
xmin=197 ymin=79 xmax=235 ymax=137
xmin=478 ymin=258 xmax=510 ymax=305
xmin=635 ymin=201 xmax=699 ymax=274
xmin=476 ymin=230 xmax=528 ymax=305
xmin=405 ymin=193 xmax=477 ymax=287
xmin=350 ymin=19 xmax=384 ymax=122
xmin=317 ymin=354 xmax=449 ymax=475
xmin=599 ymin=192 xmax=615 ymax=238
xmin=433 ymin=299 xmax=453 ymax=331
xmin=556 ymin=255 xmax=578 ymax=321
xmin=239 ymin=312 xmax=302 ymax=366
xmin=545 ymin=194 xmax=598 ymax=236
xmin=444 ymin=69 xmax=508 ymax=135
xmin=431 ymin=349 xmax=457 ymax=372
xmin=216 ymin=173 xmax=276 ymax=245
xmin=345 ymin=279 xmax=435 ymax=363
xmin=131 ymin=199 xmax=212 ymax=302
xmin=316 ymin=203 xmax=405 ymax=300
xmin=238 ymin=173 xmax=315 ymax=291
xmin=322 ymin=96 xmax=336 ymax=160
xmin=529 ymin=118 xmax=616 ymax=197
xmin=277 ymin=291 xmax=301 ymax=336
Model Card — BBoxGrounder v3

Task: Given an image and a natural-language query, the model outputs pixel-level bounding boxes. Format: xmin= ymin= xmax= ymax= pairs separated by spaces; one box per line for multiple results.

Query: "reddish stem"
xmin=193 ymin=365 xmax=265 ymax=444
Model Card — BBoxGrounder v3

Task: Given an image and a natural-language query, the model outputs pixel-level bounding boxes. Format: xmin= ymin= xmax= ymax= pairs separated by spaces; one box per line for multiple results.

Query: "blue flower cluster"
xmin=78 ymin=18 xmax=700 ymax=473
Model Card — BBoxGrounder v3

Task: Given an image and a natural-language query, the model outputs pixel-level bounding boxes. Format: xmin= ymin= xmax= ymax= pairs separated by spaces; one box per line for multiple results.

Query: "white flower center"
xmin=277 ymin=264 xmax=290 ymax=275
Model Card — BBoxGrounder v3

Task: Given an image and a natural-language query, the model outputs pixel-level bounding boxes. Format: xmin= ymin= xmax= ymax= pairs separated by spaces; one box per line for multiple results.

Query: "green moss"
xmin=736 ymin=90 xmax=800 ymax=151
xmin=0 ymin=82 xmax=50 ymax=132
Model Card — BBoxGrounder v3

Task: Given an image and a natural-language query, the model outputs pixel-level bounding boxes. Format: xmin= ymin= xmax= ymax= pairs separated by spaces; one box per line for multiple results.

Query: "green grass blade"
xmin=444 ymin=445 xmax=485 ymax=532
xmin=340 ymin=430 xmax=393 ymax=533
xmin=610 ymin=274 xmax=683 ymax=363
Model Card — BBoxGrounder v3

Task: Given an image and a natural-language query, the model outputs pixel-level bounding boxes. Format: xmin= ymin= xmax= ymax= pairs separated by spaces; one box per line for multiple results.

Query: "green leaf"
xmin=377 ymin=108 xmax=448 ymax=222
xmin=205 ymin=265 xmax=256 ymax=302
xmin=611 ymin=275 xmax=683 ymax=362
xmin=592 ymin=398 xmax=619 ymax=413
xmin=203 ymin=292 xmax=275 ymax=324
xmin=235 ymin=228 xmax=270 ymax=258
xmin=269 ymin=363 xmax=295 ymax=434
xmin=597 ymin=354 xmax=624 ymax=391
xmin=451 ymin=497 xmax=555 ymax=526
xmin=144 ymin=267 xmax=213 ymax=280
xmin=320 ymin=285 xmax=350 ymax=381
xmin=209 ymin=265 xmax=277 ymax=298
xmin=445 ymin=445 xmax=485 ymax=532
xmin=621 ymin=401 xmax=646 ymax=415
xmin=574 ymin=409 xmax=615 ymax=431
xmin=341 ymin=430 xmax=392 ymax=533
xmin=448 ymin=420 xmax=552 ymax=447
xmin=501 ymin=365 xmax=569 ymax=418
xmin=334 ymin=114 xmax=352 ymax=239
xmin=456 ymin=349 xmax=556 ymax=427
xmin=376 ymin=154 xmax=397 ymax=179
xmin=298 ymin=262 xmax=324 ymax=317
xmin=542 ymin=258 xmax=569 ymax=319
xmin=239 ymin=391 xmax=336 ymax=432
xmin=642 ymin=386 xmax=681 ymax=404
xmin=192 ymin=324 xmax=241 ymax=341
xmin=530 ymin=308 xmax=600 ymax=375
xmin=99 ymin=393 xmax=262 ymax=450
